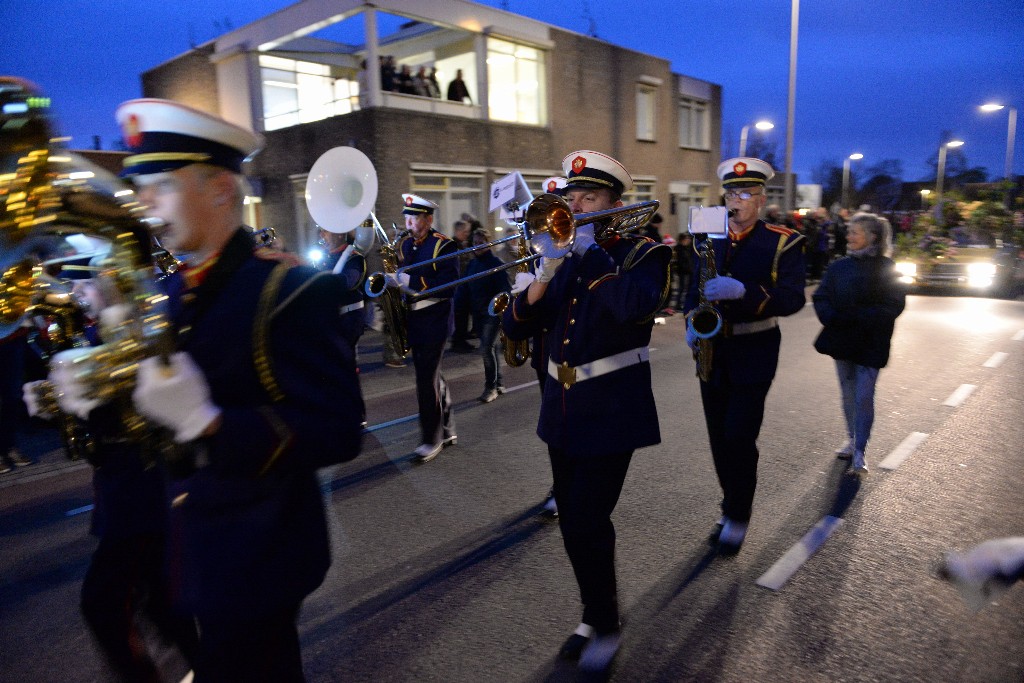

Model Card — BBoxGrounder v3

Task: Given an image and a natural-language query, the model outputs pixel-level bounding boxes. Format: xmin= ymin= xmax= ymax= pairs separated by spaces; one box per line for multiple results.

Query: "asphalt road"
xmin=2 ymin=291 xmax=1023 ymax=683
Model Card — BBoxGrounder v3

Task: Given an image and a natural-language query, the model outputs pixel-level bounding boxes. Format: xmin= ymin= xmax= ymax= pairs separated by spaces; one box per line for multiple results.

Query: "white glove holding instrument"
xmin=511 ymin=271 xmax=536 ymax=294
xmin=22 ymin=380 xmax=49 ymax=419
xmin=133 ymin=352 xmax=221 ymax=443
xmin=385 ymin=272 xmax=411 ymax=291
xmin=704 ymin=276 xmax=746 ymax=301
xmin=572 ymin=223 xmax=596 ymax=257
xmin=49 ymin=348 xmax=102 ymax=419
xmin=535 ymin=256 xmax=565 ymax=284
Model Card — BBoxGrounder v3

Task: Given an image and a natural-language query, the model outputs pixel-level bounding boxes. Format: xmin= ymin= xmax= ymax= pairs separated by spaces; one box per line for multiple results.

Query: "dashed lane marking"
xmin=878 ymin=431 xmax=929 ymax=471
xmin=756 ymin=515 xmax=844 ymax=591
xmin=65 ymin=504 xmax=94 ymax=517
xmin=983 ymin=351 xmax=1008 ymax=368
xmin=942 ymin=384 xmax=976 ymax=407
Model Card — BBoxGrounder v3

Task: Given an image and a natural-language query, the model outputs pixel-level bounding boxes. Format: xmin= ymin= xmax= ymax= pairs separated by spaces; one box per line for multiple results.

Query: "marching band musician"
xmin=387 ymin=194 xmax=459 ymax=463
xmin=502 ymin=151 xmax=671 ymax=675
xmin=683 ymin=157 xmax=805 ymax=556
xmin=107 ymin=99 xmax=361 ymax=681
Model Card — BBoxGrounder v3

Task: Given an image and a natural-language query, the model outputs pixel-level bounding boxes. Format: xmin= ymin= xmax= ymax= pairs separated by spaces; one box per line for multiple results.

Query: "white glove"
xmin=940 ymin=537 xmax=1024 ymax=611
xmin=685 ymin=325 xmax=699 ymax=352
xmin=572 ymin=223 xmax=596 ymax=257
xmin=704 ymin=276 xmax=746 ymax=301
xmin=49 ymin=348 xmax=101 ymax=419
xmin=22 ymin=380 xmax=50 ymax=419
xmin=385 ymin=272 xmax=411 ymax=291
xmin=133 ymin=352 xmax=222 ymax=443
xmin=535 ymin=256 xmax=564 ymax=284
xmin=511 ymin=271 xmax=536 ymax=295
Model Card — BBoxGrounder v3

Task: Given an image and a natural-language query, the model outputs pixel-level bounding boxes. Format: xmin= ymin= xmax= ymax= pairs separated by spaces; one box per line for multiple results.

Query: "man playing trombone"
xmin=501 ymin=150 xmax=671 ymax=675
xmin=387 ymin=194 xmax=459 ymax=463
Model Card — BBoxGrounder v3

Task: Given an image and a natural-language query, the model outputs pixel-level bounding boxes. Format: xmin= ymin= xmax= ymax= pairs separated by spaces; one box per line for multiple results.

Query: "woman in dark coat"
xmin=812 ymin=212 xmax=906 ymax=474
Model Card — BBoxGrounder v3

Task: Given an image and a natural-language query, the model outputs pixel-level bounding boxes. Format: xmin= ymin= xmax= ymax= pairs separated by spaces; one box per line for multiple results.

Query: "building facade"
xmin=140 ymin=0 xmax=723 ymax=256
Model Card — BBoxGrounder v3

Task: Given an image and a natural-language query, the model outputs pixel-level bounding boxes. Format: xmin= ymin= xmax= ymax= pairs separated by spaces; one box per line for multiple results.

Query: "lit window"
xmin=259 ymin=55 xmax=358 ymax=131
xmin=636 ymin=86 xmax=656 ymax=141
xmin=679 ymin=97 xmax=708 ymax=149
xmin=487 ymin=38 xmax=546 ymax=126
xmin=410 ymin=171 xmax=484 ymax=235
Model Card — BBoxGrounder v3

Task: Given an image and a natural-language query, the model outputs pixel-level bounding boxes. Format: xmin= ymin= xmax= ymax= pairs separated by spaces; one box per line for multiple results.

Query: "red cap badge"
xmin=404 ymin=196 xmax=414 ymax=206
xmin=572 ymin=156 xmax=587 ymax=175
xmin=733 ymin=162 xmax=747 ymax=176
xmin=546 ymin=180 xmax=557 ymax=193
xmin=122 ymin=114 xmax=143 ymax=148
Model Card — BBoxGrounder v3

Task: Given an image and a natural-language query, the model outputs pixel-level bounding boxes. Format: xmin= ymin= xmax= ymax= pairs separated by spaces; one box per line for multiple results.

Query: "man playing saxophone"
xmin=683 ymin=157 xmax=805 ymax=555
xmin=502 ymin=150 xmax=671 ymax=676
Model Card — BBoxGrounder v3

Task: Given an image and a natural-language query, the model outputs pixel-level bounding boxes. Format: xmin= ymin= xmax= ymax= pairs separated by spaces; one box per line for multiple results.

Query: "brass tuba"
xmin=1 ymin=77 xmax=173 ymax=451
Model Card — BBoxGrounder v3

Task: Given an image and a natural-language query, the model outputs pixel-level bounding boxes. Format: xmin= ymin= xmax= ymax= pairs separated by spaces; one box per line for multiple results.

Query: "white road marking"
xmin=942 ymin=384 xmax=976 ymax=407
xmin=756 ymin=515 xmax=844 ymax=591
xmin=983 ymin=351 xmax=1008 ymax=368
xmin=878 ymin=431 xmax=929 ymax=470
xmin=65 ymin=504 xmax=94 ymax=517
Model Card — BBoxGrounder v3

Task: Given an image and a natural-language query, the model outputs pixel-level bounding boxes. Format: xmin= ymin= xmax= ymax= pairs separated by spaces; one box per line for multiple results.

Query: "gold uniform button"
xmin=571 ymin=298 xmax=577 ymax=304
xmin=562 ymin=338 xmax=570 ymax=345
xmin=180 ymin=325 xmax=192 ymax=336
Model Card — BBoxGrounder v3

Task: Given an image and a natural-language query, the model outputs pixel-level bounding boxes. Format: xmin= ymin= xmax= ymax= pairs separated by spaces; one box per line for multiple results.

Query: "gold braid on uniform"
xmin=254 ymin=261 xmax=291 ymax=402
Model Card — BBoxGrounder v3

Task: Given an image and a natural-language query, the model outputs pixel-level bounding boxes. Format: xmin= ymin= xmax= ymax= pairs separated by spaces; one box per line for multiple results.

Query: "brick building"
xmin=139 ymin=0 xmax=723 ymax=256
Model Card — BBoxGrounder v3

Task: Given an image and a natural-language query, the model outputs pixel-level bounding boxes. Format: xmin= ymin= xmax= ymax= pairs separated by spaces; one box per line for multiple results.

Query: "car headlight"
xmin=966 ymin=262 xmax=996 ymax=278
xmin=895 ymin=261 xmax=917 ymax=282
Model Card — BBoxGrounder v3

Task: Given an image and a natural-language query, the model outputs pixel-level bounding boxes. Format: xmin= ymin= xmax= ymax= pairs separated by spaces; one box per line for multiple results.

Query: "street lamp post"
xmin=738 ymin=120 xmax=775 ymax=157
xmin=920 ymin=189 xmax=931 ymax=211
xmin=978 ymin=102 xmax=1019 ymax=181
xmin=841 ymin=153 xmax=863 ymax=209
xmin=936 ymin=140 xmax=965 ymax=226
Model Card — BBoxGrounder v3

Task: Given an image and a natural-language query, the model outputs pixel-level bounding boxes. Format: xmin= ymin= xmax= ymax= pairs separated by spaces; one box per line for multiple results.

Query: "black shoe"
xmin=578 ymin=631 xmax=622 ymax=674
xmin=7 ymin=450 xmax=31 ymax=467
xmin=707 ymin=518 xmax=725 ymax=546
xmin=541 ymin=489 xmax=558 ymax=518
xmin=450 ymin=342 xmax=476 ymax=353
xmin=717 ymin=519 xmax=747 ymax=556
xmin=413 ymin=443 xmax=442 ymax=463
xmin=558 ymin=624 xmax=594 ymax=661
xmin=496 ymin=385 xmax=506 ymax=394
xmin=443 ymin=433 xmax=458 ymax=447
xmin=478 ymin=388 xmax=498 ymax=403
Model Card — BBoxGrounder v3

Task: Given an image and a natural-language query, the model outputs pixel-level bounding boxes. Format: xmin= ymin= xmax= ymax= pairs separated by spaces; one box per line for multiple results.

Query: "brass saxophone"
xmin=366 ymin=220 xmax=410 ymax=358
xmin=488 ymin=231 xmax=530 ymax=367
xmin=685 ymin=233 xmax=724 ymax=382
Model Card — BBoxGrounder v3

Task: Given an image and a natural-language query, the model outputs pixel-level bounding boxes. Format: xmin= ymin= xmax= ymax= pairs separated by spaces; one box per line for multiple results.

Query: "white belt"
xmin=548 ymin=346 xmax=650 ymax=388
xmin=409 ymin=297 xmax=445 ymax=311
xmin=339 ymin=301 xmax=364 ymax=315
xmin=726 ymin=317 xmax=778 ymax=336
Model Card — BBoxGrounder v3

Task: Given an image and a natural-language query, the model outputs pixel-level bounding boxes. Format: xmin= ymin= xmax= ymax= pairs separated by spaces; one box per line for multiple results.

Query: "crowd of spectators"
xmin=376 ymin=57 xmax=472 ymax=104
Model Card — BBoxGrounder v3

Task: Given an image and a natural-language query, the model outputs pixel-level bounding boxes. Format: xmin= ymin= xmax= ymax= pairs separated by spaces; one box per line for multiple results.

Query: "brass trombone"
xmin=364 ymin=193 xmax=659 ymax=302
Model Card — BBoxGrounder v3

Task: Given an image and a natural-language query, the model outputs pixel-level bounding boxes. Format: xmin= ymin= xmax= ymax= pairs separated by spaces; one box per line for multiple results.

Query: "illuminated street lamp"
xmin=841 ymin=153 xmax=863 ymax=209
xmin=920 ymin=188 xmax=931 ymax=210
xmin=936 ymin=139 xmax=965 ymax=226
xmin=980 ymin=103 xmax=1017 ymax=181
xmin=738 ymin=120 xmax=775 ymax=157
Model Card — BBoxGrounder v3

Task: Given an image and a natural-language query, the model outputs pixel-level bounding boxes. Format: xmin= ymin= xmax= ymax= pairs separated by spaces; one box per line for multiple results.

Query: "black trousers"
xmin=699 ymin=378 xmax=772 ymax=523
xmin=81 ymin=533 xmax=199 ymax=681
xmin=548 ymin=446 xmax=633 ymax=634
xmin=411 ymin=338 xmax=453 ymax=445
xmin=195 ymin=605 xmax=304 ymax=683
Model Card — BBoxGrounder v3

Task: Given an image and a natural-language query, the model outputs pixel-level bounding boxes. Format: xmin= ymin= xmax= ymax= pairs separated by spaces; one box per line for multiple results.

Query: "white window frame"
xmin=636 ymin=85 xmax=657 ymax=142
xmin=678 ymin=96 xmax=709 ymax=150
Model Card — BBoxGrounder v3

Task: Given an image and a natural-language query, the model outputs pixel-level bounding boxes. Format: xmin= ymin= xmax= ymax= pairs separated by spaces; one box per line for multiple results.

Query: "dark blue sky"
xmin=3 ymin=0 xmax=1022 ymax=184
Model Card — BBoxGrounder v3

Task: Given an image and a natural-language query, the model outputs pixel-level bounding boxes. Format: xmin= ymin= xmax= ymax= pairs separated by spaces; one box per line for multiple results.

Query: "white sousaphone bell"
xmin=304 ymin=146 xmax=379 ymax=258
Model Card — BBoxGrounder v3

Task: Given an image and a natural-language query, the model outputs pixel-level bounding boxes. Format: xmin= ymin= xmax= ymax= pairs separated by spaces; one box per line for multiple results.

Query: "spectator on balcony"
xmin=446 ymin=69 xmax=472 ymax=104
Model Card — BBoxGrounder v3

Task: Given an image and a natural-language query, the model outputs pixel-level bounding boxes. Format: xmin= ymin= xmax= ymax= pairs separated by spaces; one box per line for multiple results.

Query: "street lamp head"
xmin=848 ymin=153 xmax=864 ymax=161
xmin=980 ymin=103 xmax=1005 ymax=113
xmin=755 ymin=120 xmax=775 ymax=131
xmin=946 ymin=140 xmax=965 ymax=149
xmin=920 ymin=189 xmax=931 ymax=196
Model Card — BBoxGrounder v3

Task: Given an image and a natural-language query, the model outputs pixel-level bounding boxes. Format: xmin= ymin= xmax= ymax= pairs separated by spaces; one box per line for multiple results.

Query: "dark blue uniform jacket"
xmin=163 ymin=228 xmax=363 ymax=620
xmin=398 ymin=229 xmax=458 ymax=346
xmin=503 ymin=235 xmax=671 ymax=457
xmin=684 ymin=220 xmax=806 ymax=385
